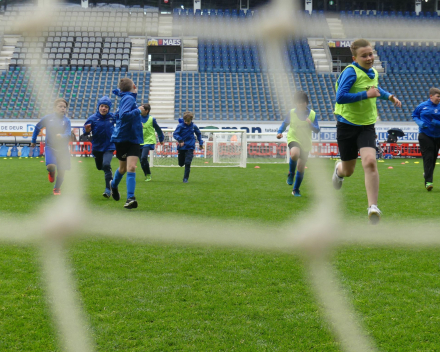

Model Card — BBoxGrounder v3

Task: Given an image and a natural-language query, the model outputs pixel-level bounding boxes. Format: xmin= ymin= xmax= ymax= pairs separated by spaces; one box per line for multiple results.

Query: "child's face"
xmin=295 ymin=101 xmax=308 ymax=112
xmin=99 ymin=104 xmax=109 ymax=115
xmin=184 ymin=119 xmax=192 ymax=125
xmin=353 ymin=46 xmax=375 ymax=70
xmin=430 ymin=93 xmax=440 ymax=105
xmin=54 ymin=102 xmax=67 ymax=115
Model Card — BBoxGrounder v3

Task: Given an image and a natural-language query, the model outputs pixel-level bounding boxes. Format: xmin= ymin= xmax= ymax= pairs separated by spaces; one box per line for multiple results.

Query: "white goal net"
xmin=151 ymin=129 xmax=247 ymax=168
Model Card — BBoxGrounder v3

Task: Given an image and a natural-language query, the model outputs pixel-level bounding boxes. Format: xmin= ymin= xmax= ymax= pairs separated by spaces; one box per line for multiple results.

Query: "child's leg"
xmin=178 ymin=150 xmax=186 ymax=167
xmin=293 ymin=157 xmax=307 ymax=191
xmin=126 ymin=155 xmax=138 ymax=198
xmin=184 ymin=149 xmax=194 ymax=180
xmin=54 ymin=169 xmax=65 ymax=190
xmin=112 ymin=159 xmax=127 ymax=188
xmin=94 ymin=152 xmax=104 ymax=170
xmin=102 ymin=151 xmax=114 ymax=190
xmin=140 ymin=147 xmax=151 ymax=176
xmin=360 ymin=147 xmax=379 ymax=207
xmin=419 ymin=133 xmax=437 ymax=184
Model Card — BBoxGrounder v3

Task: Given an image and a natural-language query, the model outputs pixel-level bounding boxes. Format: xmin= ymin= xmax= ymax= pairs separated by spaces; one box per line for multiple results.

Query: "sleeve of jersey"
xmin=411 ymin=105 xmax=425 ymax=128
xmin=119 ymin=96 xmax=140 ymax=122
xmin=336 ymin=68 xmax=368 ymax=104
xmin=31 ymin=117 xmax=45 ymax=143
xmin=173 ymin=125 xmax=183 ymax=142
xmin=83 ymin=116 xmax=93 ymax=135
xmin=62 ymin=119 xmax=72 ymax=140
xmin=311 ymin=117 xmax=320 ymax=133
xmin=194 ymin=125 xmax=203 ymax=146
xmin=153 ymin=118 xmax=165 ymax=142
xmin=277 ymin=116 xmax=290 ymax=134
xmin=378 ymin=87 xmax=391 ymax=100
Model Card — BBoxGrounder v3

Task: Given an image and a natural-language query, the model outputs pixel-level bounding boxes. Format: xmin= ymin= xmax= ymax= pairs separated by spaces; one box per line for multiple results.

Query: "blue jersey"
xmin=173 ymin=118 xmax=203 ymax=150
xmin=32 ymin=113 xmax=71 ymax=150
xmin=110 ymin=89 xmax=143 ymax=144
xmin=412 ymin=99 xmax=440 ymax=138
xmin=83 ymin=96 xmax=116 ymax=152
xmin=336 ymin=62 xmax=392 ymax=126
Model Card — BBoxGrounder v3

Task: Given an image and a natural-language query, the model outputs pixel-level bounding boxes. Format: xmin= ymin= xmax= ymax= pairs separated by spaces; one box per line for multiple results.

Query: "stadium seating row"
xmin=0 ymin=69 xmax=150 ymax=119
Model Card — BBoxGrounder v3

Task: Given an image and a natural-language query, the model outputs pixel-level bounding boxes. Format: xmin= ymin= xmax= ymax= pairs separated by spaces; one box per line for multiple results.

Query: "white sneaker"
xmin=368 ymin=205 xmax=382 ymax=225
xmin=332 ymin=160 xmax=344 ymax=190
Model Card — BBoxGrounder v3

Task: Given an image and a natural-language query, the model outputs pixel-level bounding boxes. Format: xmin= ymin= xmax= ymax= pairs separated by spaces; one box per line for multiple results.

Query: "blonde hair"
xmin=350 ymin=39 xmax=371 ymax=57
xmin=429 ymin=87 xmax=440 ymax=96
xmin=118 ymin=78 xmax=134 ymax=92
xmin=53 ymin=98 xmax=68 ymax=108
xmin=183 ymin=111 xmax=194 ymax=123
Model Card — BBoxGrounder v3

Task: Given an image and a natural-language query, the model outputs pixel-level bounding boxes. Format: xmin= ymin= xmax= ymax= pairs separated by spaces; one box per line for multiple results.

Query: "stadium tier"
xmin=0 ymin=69 xmax=150 ymax=119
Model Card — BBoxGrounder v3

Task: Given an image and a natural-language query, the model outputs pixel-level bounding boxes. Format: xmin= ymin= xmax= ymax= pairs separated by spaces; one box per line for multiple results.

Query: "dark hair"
xmin=293 ymin=91 xmax=309 ymax=105
xmin=183 ymin=111 xmax=194 ymax=122
xmin=53 ymin=98 xmax=68 ymax=108
xmin=143 ymin=103 xmax=151 ymax=113
xmin=350 ymin=39 xmax=371 ymax=57
xmin=118 ymin=77 xmax=134 ymax=92
xmin=429 ymin=87 xmax=440 ymax=96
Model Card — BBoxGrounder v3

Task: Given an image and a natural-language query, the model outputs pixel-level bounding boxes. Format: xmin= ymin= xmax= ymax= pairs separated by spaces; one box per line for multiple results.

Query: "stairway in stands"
xmin=148 ymin=73 xmax=175 ymax=120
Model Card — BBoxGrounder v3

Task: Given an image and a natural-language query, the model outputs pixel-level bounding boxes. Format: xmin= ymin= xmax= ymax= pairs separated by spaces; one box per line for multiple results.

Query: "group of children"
xmin=35 ymin=38 xmax=440 ymax=225
xmin=32 ymin=77 xmax=203 ymax=209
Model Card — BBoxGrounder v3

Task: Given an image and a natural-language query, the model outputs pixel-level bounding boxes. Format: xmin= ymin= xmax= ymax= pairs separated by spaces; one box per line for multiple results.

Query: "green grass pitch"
xmin=1 ymin=157 xmax=440 ymax=351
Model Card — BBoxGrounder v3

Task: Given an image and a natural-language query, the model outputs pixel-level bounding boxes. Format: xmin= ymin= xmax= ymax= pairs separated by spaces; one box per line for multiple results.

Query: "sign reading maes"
xmin=147 ymin=38 xmax=182 ymax=46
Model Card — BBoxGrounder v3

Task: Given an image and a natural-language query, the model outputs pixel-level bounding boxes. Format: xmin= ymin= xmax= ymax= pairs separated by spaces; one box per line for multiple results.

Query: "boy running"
xmin=140 ymin=103 xmax=165 ymax=182
xmin=277 ymin=91 xmax=320 ymax=197
xmin=83 ymin=96 xmax=116 ymax=198
xmin=173 ymin=112 xmax=204 ymax=183
xmin=412 ymin=87 xmax=440 ymax=191
xmin=332 ymin=39 xmax=401 ymax=224
xmin=31 ymin=98 xmax=71 ymax=196
xmin=110 ymin=78 xmax=149 ymax=209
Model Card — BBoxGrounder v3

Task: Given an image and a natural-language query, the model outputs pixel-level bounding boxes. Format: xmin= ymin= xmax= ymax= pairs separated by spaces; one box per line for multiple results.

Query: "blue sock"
xmin=55 ymin=176 xmax=64 ymax=189
xmin=289 ymin=159 xmax=297 ymax=175
xmin=293 ymin=171 xmax=304 ymax=191
xmin=126 ymin=172 xmax=136 ymax=198
xmin=112 ymin=168 xmax=124 ymax=188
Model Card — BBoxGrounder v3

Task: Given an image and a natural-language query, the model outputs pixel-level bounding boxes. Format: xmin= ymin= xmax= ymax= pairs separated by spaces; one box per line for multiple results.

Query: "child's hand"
xmin=200 ymin=145 xmax=204 ymax=150
xmin=306 ymin=118 xmax=312 ymax=125
xmin=56 ymin=134 xmax=62 ymax=139
xmin=30 ymin=143 xmax=36 ymax=147
xmin=389 ymin=95 xmax=402 ymax=107
xmin=276 ymin=133 xmax=283 ymax=139
xmin=139 ymin=106 xmax=148 ymax=116
xmin=84 ymin=124 xmax=92 ymax=133
xmin=366 ymin=86 xmax=381 ymax=98
xmin=159 ymin=141 xmax=164 ymax=145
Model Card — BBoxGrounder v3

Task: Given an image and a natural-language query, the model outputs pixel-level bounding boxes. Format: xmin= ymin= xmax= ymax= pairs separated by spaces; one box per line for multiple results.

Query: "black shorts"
xmin=288 ymin=141 xmax=309 ymax=161
xmin=114 ymin=142 xmax=140 ymax=161
xmin=336 ymin=121 xmax=376 ymax=161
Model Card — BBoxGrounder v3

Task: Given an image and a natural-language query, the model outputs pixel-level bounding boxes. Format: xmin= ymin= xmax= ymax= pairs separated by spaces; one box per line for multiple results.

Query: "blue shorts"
xmin=45 ymin=146 xmax=71 ymax=170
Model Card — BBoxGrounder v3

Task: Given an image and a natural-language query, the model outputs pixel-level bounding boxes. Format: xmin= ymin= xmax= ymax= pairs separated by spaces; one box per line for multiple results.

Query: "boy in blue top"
xmin=140 ymin=103 xmax=165 ymax=182
xmin=83 ymin=96 xmax=116 ymax=198
xmin=277 ymin=91 xmax=320 ymax=197
xmin=31 ymin=98 xmax=71 ymax=196
xmin=331 ymin=39 xmax=401 ymax=224
xmin=110 ymin=78 xmax=149 ymax=209
xmin=412 ymin=87 xmax=440 ymax=191
xmin=173 ymin=111 xmax=204 ymax=183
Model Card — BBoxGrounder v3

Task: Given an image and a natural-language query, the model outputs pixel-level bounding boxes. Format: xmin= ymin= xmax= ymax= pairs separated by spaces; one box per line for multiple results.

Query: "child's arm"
xmin=173 ymin=125 xmax=184 ymax=146
xmin=119 ymin=96 xmax=141 ymax=121
xmin=31 ymin=117 xmax=46 ymax=146
xmin=59 ymin=119 xmax=72 ymax=141
xmin=276 ymin=115 xmax=290 ymax=139
xmin=411 ymin=105 xmax=426 ymax=128
xmin=377 ymin=87 xmax=402 ymax=107
xmin=153 ymin=118 xmax=165 ymax=144
xmin=306 ymin=117 xmax=320 ymax=134
xmin=336 ymin=68 xmax=369 ymax=104
xmin=83 ymin=116 xmax=94 ymax=134
xmin=194 ymin=125 xmax=204 ymax=149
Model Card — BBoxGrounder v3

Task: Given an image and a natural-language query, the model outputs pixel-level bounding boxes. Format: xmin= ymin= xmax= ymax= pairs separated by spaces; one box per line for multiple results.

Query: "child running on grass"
xmin=332 ymin=39 xmax=401 ymax=224
xmin=110 ymin=78 xmax=149 ymax=209
xmin=31 ymin=98 xmax=71 ymax=196
xmin=140 ymin=103 xmax=164 ymax=182
xmin=83 ymin=96 xmax=116 ymax=198
xmin=277 ymin=91 xmax=320 ymax=197
xmin=173 ymin=111 xmax=204 ymax=183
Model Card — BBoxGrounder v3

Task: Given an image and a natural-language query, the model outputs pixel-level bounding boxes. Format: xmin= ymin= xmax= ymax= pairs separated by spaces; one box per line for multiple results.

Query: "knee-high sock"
xmin=55 ymin=176 xmax=64 ymax=189
xmin=112 ymin=168 xmax=124 ymax=188
xmin=293 ymin=171 xmax=304 ymax=191
xmin=289 ymin=159 xmax=297 ymax=175
xmin=126 ymin=172 xmax=136 ymax=198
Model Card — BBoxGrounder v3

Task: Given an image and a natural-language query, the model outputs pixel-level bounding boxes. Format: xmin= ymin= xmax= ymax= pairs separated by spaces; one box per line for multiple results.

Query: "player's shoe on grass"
xmin=332 ymin=160 xmax=344 ymax=190
xmin=124 ymin=197 xmax=138 ymax=209
xmin=103 ymin=188 xmax=111 ymax=198
xmin=286 ymin=173 xmax=294 ymax=185
xmin=109 ymin=180 xmax=120 ymax=201
xmin=426 ymin=182 xmax=433 ymax=191
xmin=368 ymin=205 xmax=381 ymax=225
xmin=48 ymin=171 xmax=55 ymax=183
xmin=53 ymin=188 xmax=61 ymax=196
xmin=183 ymin=178 xmax=188 ymax=183
xmin=292 ymin=189 xmax=301 ymax=197
xmin=145 ymin=174 xmax=152 ymax=182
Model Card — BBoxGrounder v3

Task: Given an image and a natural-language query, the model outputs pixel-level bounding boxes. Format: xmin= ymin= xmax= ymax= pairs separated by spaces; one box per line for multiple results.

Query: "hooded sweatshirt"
xmin=83 ymin=96 xmax=116 ymax=152
xmin=110 ymin=89 xmax=143 ymax=144
xmin=32 ymin=113 xmax=71 ymax=150
xmin=173 ymin=118 xmax=203 ymax=150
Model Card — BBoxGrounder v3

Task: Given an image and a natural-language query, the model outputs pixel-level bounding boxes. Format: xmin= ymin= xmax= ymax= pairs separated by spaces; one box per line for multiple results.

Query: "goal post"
xmin=151 ymin=129 xmax=247 ymax=168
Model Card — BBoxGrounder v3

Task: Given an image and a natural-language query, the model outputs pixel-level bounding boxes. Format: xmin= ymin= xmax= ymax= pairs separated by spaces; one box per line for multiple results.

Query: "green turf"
xmin=1 ymin=157 xmax=440 ymax=351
